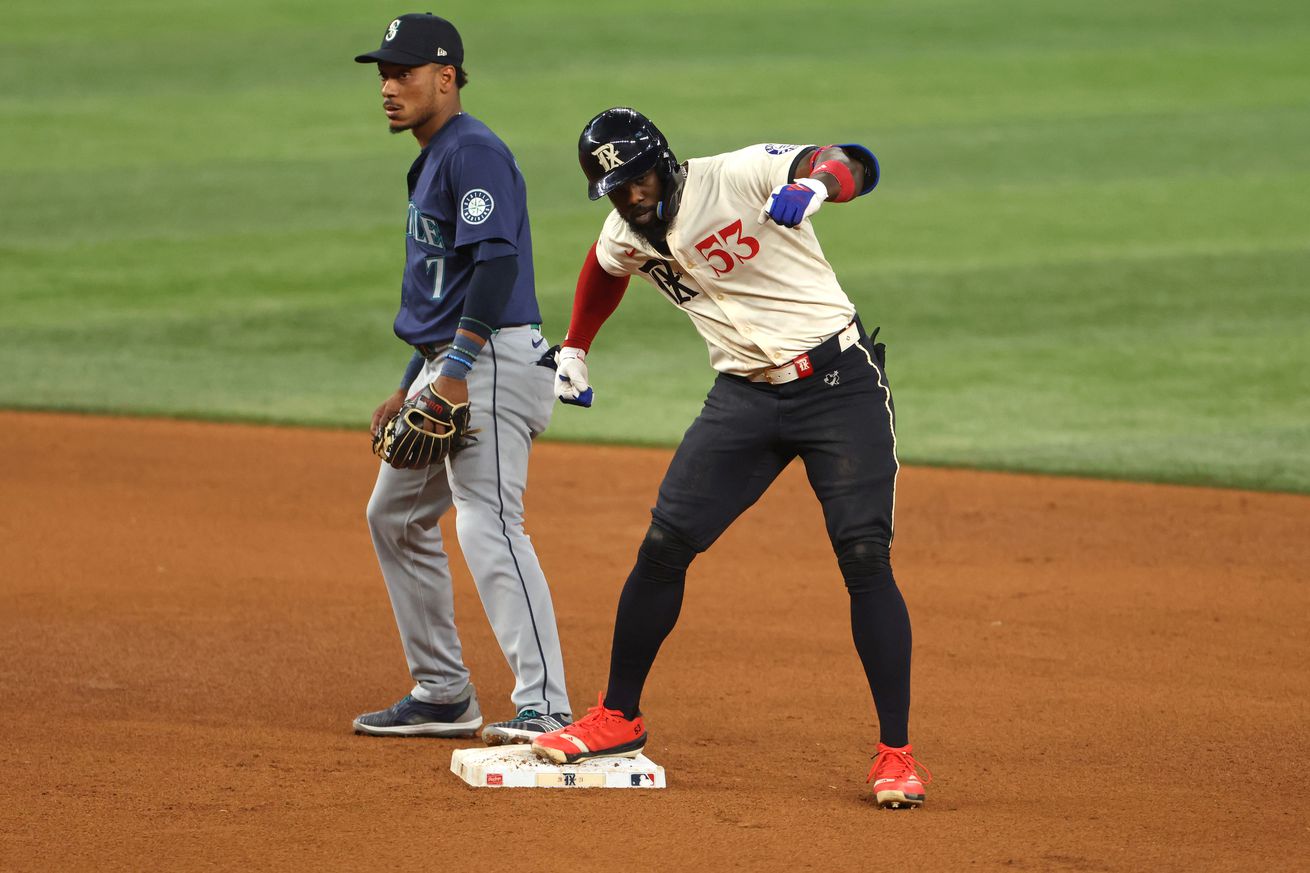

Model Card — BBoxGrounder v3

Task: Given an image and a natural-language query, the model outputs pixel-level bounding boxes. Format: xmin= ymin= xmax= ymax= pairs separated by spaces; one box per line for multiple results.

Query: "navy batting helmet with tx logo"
xmin=578 ymin=107 xmax=679 ymax=201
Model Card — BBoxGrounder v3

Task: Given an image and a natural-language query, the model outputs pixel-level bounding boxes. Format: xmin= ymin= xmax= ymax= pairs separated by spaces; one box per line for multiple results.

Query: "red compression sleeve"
xmin=565 ymin=243 xmax=630 ymax=352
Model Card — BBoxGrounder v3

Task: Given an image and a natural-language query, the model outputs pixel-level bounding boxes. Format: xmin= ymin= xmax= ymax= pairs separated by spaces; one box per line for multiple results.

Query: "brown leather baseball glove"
xmin=372 ymin=384 xmax=477 ymax=469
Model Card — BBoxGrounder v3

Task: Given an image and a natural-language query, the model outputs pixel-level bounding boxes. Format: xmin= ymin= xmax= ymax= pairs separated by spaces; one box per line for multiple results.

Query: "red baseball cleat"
xmin=867 ymin=742 xmax=932 ymax=809
xmin=531 ymin=693 xmax=648 ymax=763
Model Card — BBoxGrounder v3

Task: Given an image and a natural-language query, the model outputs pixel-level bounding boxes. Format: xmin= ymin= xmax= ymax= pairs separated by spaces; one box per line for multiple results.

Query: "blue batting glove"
xmin=757 ymin=178 xmax=829 ymax=228
xmin=560 ymin=387 xmax=593 ymax=408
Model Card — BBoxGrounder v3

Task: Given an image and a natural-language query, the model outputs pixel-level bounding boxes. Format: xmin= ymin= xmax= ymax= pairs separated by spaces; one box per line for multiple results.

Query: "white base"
xmin=450 ymin=745 xmax=666 ymax=789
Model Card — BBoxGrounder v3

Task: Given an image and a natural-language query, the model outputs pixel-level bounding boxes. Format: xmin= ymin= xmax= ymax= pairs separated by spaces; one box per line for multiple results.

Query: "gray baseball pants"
xmin=366 ymin=326 xmax=570 ymax=716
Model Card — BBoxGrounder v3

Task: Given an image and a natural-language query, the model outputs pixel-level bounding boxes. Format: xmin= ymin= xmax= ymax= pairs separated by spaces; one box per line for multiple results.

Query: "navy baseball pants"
xmin=603 ymin=323 xmax=913 ymax=747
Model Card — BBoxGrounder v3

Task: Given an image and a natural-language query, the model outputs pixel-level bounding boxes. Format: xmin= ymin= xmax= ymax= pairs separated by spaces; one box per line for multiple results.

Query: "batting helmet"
xmin=578 ymin=107 xmax=679 ymax=201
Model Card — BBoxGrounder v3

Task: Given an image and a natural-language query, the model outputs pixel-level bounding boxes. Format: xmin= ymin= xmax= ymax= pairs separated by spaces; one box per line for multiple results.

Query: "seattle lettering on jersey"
xmin=407 ymin=201 xmax=446 ymax=249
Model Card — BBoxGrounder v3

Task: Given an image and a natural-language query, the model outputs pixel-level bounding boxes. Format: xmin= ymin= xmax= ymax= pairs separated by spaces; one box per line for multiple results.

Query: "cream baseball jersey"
xmin=594 ymin=144 xmax=856 ymax=375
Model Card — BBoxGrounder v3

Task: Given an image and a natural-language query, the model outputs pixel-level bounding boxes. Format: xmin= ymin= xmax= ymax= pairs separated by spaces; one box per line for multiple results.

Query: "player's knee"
xmin=837 ymin=538 xmax=895 ymax=594
xmin=365 ymin=490 xmax=395 ymax=538
xmin=454 ymin=502 xmax=519 ymax=537
xmin=634 ymin=522 xmax=699 ymax=584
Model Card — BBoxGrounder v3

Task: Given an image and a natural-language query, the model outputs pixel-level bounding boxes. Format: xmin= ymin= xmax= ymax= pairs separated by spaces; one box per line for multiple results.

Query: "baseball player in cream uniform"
xmin=532 ymin=108 xmax=931 ymax=810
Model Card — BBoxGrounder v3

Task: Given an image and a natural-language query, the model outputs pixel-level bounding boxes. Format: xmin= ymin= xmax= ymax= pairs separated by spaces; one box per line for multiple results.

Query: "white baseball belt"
xmin=748 ymin=321 xmax=862 ymax=385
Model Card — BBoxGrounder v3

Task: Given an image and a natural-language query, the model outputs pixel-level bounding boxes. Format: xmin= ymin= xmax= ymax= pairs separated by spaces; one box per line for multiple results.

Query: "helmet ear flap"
xmin=654 ymin=149 xmax=680 ymax=220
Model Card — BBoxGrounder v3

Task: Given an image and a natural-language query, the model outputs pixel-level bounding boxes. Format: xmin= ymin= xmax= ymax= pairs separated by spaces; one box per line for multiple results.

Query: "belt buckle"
xmin=792 ymin=353 xmax=814 ymax=379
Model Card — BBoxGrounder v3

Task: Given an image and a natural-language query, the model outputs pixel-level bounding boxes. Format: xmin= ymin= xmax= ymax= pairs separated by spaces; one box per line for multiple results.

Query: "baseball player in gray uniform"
xmin=350 ymin=14 xmax=571 ymax=744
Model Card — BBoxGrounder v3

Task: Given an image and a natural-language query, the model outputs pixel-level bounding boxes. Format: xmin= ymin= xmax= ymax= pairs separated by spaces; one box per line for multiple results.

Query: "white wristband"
xmin=797 ymin=177 xmax=829 ymax=201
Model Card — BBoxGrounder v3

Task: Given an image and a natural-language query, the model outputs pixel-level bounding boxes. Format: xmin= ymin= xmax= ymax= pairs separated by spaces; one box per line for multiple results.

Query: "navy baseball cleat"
xmin=481 ymin=709 xmax=572 ymax=746
xmin=352 ymin=684 xmax=482 ymax=737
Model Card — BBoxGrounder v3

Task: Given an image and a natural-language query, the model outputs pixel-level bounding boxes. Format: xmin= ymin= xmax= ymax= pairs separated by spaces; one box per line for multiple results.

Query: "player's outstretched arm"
xmin=556 ymin=243 xmax=630 ymax=408
xmin=795 ymin=145 xmax=876 ymax=198
xmin=758 ymin=144 xmax=880 ymax=228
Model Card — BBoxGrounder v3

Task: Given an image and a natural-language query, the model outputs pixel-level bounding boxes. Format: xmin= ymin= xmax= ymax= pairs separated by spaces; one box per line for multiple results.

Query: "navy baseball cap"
xmin=354 ymin=13 xmax=463 ymax=67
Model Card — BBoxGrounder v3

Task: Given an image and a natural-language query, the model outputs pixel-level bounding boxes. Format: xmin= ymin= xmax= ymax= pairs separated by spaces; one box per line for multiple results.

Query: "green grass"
xmin=2 ymin=0 xmax=1309 ymax=491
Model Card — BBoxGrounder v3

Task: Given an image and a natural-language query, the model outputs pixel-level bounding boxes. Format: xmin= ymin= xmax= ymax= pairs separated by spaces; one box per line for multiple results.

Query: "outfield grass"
xmin=2 ymin=0 xmax=1308 ymax=491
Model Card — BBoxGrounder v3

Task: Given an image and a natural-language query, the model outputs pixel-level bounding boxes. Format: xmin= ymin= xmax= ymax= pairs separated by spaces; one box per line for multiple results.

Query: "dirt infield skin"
xmin=1 ymin=412 xmax=1306 ymax=872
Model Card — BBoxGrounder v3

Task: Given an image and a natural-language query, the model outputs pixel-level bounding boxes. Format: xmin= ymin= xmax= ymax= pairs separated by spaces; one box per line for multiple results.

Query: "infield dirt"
xmin=1 ymin=412 xmax=1306 ymax=871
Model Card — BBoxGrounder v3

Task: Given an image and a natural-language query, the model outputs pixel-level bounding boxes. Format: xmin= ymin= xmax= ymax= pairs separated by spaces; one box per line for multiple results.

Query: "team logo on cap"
xmin=592 ymin=143 xmax=624 ymax=172
xmin=385 ymin=19 xmax=400 ymax=41
xmin=461 ymin=189 xmax=494 ymax=224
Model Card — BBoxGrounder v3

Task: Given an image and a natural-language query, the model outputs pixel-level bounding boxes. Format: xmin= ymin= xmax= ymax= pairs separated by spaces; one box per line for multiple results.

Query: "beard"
xmin=624 ymin=210 xmax=671 ymax=247
xmin=389 ymin=110 xmax=431 ymax=134
xmin=387 ymin=82 xmax=441 ymax=135
xmin=622 ymin=167 xmax=685 ymax=247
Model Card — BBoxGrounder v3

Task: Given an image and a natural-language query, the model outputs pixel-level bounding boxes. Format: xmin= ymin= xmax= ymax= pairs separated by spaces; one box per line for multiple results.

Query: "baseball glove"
xmin=372 ymin=384 xmax=476 ymax=469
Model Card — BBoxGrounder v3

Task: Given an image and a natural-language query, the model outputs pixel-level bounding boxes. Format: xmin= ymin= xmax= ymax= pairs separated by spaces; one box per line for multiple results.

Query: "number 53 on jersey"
xmin=694 ymin=219 xmax=760 ymax=277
